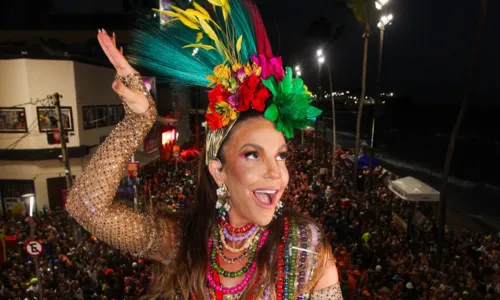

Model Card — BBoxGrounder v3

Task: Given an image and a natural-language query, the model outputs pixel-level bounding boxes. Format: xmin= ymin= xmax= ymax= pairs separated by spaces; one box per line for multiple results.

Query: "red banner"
xmin=143 ymin=126 xmax=160 ymax=153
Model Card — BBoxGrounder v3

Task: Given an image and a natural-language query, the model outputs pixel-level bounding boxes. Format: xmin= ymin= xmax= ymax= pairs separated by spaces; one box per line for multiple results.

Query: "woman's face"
xmin=214 ymin=117 xmax=290 ymax=226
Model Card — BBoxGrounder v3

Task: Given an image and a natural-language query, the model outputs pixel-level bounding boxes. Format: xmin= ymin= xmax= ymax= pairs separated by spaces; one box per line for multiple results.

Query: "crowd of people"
xmin=0 ymin=137 xmax=498 ymax=299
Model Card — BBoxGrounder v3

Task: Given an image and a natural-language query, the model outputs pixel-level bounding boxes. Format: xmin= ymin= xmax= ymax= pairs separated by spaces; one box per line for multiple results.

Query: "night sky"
xmin=4 ymin=0 xmax=497 ymax=105
xmin=257 ymin=0 xmax=499 ymax=106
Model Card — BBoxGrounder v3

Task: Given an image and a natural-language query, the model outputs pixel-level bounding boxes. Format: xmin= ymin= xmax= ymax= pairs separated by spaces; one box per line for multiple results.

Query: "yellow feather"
xmin=178 ymin=15 xmax=200 ymax=30
xmin=171 ymin=5 xmax=198 ymax=23
xmin=196 ymin=32 xmax=203 ymax=43
xmin=207 ymin=0 xmax=222 ymax=6
xmin=236 ymin=35 xmax=243 ymax=54
xmin=209 ymin=20 xmax=223 ymax=31
xmin=183 ymin=44 xmax=215 ymax=51
xmin=192 ymin=1 xmax=210 ymax=18
xmin=186 ymin=9 xmax=211 ymax=21
xmin=215 ymin=42 xmax=230 ymax=61
xmin=152 ymin=8 xmax=178 ymax=17
xmin=221 ymin=0 xmax=231 ymax=13
xmin=199 ymin=19 xmax=219 ymax=43
xmin=222 ymin=7 xmax=228 ymax=21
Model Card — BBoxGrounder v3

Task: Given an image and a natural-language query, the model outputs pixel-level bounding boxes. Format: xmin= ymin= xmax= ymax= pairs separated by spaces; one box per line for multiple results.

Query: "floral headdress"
xmin=130 ymin=0 xmax=322 ymax=164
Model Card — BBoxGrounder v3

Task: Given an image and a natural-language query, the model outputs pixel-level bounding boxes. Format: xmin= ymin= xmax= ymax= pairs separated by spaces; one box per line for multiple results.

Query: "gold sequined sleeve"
xmin=66 ymin=70 xmax=165 ymax=258
xmin=310 ymin=283 xmax=343 ymax=299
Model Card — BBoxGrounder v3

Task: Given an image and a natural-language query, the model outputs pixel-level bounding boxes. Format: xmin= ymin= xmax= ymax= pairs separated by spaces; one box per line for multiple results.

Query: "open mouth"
xmin=252 ymin=189 xmax=278 ymax=208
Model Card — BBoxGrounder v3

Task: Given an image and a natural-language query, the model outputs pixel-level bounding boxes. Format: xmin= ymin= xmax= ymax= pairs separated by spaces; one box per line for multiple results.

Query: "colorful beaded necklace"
xmin=196 ymin=215 xmax=321 ymax=300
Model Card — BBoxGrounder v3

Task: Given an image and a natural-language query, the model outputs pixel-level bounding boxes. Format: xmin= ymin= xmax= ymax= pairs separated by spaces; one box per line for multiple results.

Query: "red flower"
xmin=208 ymin=84 xmax=230 ymax=104
xmin=237 ymin=75 xmax=270 ymax=112
xmin=205 ymin=111 xmax=223 ymax=130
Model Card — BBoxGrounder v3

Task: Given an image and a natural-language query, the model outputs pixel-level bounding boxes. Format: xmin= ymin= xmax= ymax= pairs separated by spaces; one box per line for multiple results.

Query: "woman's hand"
xmin=97 ymin=29 xmax=150 ymax=114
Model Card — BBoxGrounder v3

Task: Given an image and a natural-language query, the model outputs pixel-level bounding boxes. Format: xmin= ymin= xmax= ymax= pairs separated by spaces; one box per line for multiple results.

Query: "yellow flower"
xmin=231 ymin=62 xmax=262 ymax=76
xmin=206 ymin=64 xmax=232 ymax=87
xmin=214 ymin=101 xmax=237 ymax=126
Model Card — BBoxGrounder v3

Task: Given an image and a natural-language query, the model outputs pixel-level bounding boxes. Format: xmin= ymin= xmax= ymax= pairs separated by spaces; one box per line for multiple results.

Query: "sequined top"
xmin=66 ymin=71 xmax=342 ymax=299
xmin=310 ymin=283 xmax=342 ymax=299
xmin=66 ymin=70 xmax=165 ymax=258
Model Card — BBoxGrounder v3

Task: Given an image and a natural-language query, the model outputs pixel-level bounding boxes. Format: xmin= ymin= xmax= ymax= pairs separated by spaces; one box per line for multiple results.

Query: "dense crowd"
xmin=0 ymin=138 xmax=498 ymax=299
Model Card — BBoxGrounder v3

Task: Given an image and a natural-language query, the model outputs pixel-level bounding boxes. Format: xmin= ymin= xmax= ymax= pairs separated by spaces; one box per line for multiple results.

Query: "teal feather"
xmin=128 ymin=16 xmax=224 ymax=87
xmin=229 ymin=0 xmax=257 ymax=61
xmin=129 ymin=1 xmax=259 ymax=87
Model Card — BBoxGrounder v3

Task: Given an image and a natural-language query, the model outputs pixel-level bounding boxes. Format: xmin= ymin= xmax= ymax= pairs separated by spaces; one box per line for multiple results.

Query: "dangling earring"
xmin=216 ymin=183 xmax=231 ymax=219
xmin=274 ymin=200 xmax=284 ymax=219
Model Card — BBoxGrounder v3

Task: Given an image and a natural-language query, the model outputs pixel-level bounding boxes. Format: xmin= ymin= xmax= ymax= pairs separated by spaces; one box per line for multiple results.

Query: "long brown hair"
xmin=146 ymin=111 xmax=328 ymax=299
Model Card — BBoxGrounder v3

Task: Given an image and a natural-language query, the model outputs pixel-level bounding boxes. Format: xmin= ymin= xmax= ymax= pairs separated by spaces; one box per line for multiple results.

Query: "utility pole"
xmin=327 ymin=65 xmax=336 ymax=180
xmin=50 ymin=93 xmax=73 ymax=189
xmin=368 ymin=24 xmax=385 ymax=198
xmin=50 ymin=93 xmax=80 ymax=242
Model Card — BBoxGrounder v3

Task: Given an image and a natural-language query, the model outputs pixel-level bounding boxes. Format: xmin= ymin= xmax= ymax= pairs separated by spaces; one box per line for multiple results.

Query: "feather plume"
xmin=228 ymin=0 xmax=257 ymax=61
xmin=245 ymin=0 xmax=273 ymax=58
xmin=129 ymin=17 xmax=223 ymax=87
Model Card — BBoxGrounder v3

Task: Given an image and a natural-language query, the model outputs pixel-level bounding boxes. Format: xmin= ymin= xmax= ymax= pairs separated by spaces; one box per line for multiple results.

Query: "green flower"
xmin=262 ymin=67 xmax=322 ymax=138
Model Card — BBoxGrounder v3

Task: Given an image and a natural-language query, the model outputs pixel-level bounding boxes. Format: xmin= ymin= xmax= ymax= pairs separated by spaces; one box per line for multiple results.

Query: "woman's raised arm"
xmin=66 ymin=30 xmax=174 ymax=260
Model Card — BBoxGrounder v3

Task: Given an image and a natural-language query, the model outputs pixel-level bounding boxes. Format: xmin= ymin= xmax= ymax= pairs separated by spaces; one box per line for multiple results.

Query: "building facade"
xmin=0 ymin=58 xmax=162 ymax=214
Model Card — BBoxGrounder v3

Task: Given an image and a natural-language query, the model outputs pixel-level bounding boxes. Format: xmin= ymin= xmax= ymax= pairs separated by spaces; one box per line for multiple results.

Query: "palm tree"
xmin=346 ymin=0 xmax=372 ymax=188
xmin=437 ymin=0 xmax=488 ymax=266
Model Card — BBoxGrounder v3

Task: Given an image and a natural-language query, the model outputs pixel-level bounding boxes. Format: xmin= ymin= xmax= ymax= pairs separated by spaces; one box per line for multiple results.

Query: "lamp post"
xmin=369 ymin=0 xmax=393 ymax=194
xmin=314 ymin=52 xmax=325 ymax=161
xmin=295 ymin=65 xmax=306 ymax=145
xmin=318 ymin=54 xmax=336 ymax=178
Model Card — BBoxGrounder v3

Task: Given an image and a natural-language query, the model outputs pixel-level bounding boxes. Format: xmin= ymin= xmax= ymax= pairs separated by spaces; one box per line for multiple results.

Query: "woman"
xmin=67 ymin=1 xmax=342 ymax=299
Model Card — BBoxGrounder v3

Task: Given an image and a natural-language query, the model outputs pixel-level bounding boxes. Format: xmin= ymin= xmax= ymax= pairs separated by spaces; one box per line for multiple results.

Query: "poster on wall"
xmin=159 ymin=0 xmax=171 ymax=24
xmin=37 ymin=106 xmax=74 ymax=132
xmin=141 ymin=125 xmax=160 ymax=153
xmin=82 ymin=106 xmax=96 ymax=130
xmin=0 ymin=107 xmax=28 ymax=133
xmin=127 ymin=162 xmax=140 ymax=180
xmin=95 ymin=105 xmax=108 ymax=128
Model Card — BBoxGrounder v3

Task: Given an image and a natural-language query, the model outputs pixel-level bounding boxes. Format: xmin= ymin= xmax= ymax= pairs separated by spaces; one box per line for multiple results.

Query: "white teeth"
xmin=255 ymin=190 xmax=277 ymax=194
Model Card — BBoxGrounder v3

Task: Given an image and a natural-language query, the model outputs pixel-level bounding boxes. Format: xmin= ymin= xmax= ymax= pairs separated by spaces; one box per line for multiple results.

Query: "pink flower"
xmin=251 ymin=54 xmax=285 ymax=82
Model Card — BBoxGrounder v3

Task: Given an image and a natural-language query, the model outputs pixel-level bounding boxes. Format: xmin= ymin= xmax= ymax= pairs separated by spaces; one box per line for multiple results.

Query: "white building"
xmin=0 ymin=58 xmax=159 ymax=214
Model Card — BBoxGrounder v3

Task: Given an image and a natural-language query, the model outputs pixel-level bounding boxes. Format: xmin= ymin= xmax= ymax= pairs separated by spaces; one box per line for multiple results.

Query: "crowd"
xmin=284 ymin=139 xmax=500 ymax=300
xmin=0 ymin=137 xmax=498 ymax=299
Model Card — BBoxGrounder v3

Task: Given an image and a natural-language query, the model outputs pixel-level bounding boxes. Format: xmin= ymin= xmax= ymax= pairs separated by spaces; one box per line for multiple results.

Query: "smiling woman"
xmin=66 ymin=0 xmax=341 ymax=299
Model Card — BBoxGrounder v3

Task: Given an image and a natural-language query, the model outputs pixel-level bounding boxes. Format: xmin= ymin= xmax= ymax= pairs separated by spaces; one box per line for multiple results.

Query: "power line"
xmin=9 ymin=97 xmax=51 ymax=108
xmin=0 ymin=119 xmax=39 ymax=157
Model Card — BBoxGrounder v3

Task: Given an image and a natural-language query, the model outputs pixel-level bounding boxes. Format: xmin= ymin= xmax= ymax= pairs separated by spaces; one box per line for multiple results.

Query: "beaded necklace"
xmin=219 ymin=227 xmax=260 ymax=253
xmin=206 ymin=225 xmax=269 ymax=298
xmin=198 ymin=217 xmax=321 ymax=300
xmin=219 ymin=220 xmax=255 ymax=234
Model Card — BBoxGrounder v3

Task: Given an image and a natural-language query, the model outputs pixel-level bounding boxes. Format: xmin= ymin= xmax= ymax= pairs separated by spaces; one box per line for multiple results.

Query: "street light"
xmin=295 ymin=65 xmax=300 ymax=71
xmin=375 ymin=0 xmax=389 ymax=10
xmin=297 ymin=71 xmax=302 ymax=76
xmin=369 ymin=2 xmax=394 ymax=195
xmin=318 ymin=56 xmax=325 ymax=64
xmin=378 ymin=13 xmax=393 ymax=29
xmin=317 ymin=49 xmax=323 ymax=57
